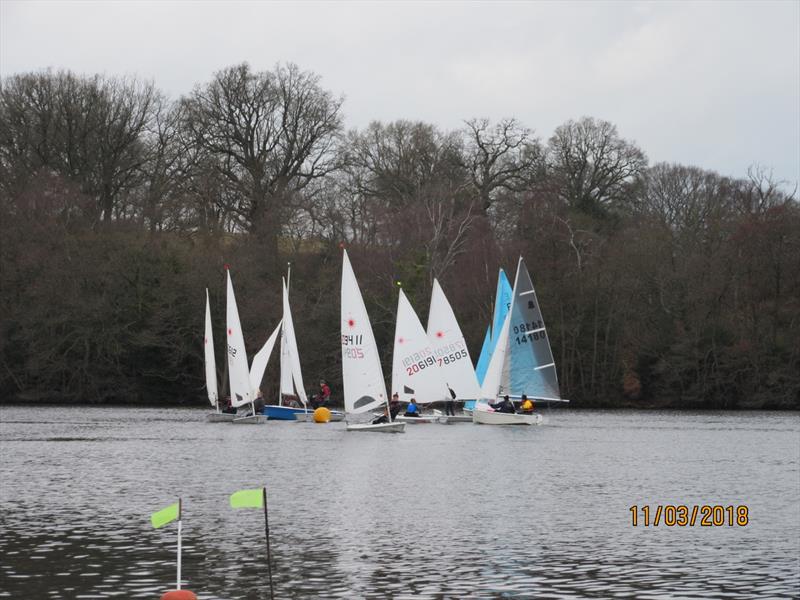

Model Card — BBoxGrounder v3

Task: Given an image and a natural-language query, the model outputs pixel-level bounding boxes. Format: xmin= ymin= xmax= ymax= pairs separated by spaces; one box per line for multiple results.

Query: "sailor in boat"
xmin=372 ymin=394 xmax=402 ymax=424
xmin=403 ymin=398 xmax=422 ymax=418
xmin=318 ymin=380 xmax=331 ymax=406
xmin=489 ymin=395 xmax=516 ymax=414
xmin=519 ymin=394 xmax=535 ymax=414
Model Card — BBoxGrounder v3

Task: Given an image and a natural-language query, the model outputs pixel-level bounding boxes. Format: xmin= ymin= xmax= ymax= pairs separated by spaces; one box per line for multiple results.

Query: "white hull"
xmin=231 ymin=414 xmax=268 ymax=424
xmin=346 ymin=421 xmax=406 ymax=433
xmin=395 ymin=414 xmax=439 ymax=424
xmin=472 ymin=411 xmax=543 ymax=426
xmin=206 ymin=412 xmax=236 ymax=423
xmin=438 ymin=414 xmax=473 ymax=423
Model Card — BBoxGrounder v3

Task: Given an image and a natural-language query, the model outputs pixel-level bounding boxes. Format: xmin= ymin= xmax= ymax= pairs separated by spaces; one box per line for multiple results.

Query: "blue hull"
xmin=262 ymin=405 xmax=307 ymax=420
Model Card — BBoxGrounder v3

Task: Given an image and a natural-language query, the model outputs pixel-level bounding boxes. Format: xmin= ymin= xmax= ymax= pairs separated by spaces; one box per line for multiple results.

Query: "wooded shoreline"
xmin=1 ymin=65 xmax=798 ymax=411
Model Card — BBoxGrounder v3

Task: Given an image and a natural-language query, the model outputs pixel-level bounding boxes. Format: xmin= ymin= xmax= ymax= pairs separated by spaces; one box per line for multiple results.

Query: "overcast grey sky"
xmin=2 ymin=0 xmax=798 ymax=186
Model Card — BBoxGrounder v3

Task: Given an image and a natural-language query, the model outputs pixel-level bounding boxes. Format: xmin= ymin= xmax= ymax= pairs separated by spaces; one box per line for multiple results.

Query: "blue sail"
xmin=474 ymin=269 xmax=513 ymax=388
xmin=473 ymin=326 xmax=493 ymax=386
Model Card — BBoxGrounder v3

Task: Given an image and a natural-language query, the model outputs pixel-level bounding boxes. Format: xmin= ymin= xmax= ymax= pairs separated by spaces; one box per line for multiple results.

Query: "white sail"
xmin=226 ymin=269 xmax=253 ymax=408
xmin=390 ymin=288 xmax=450 ymax=404
xmin=249 ymin=320 xmax=282 ymax=395
xmin=340 ymin=250 xmax=388 ymax=415
xmin=426 ymin=279 xmax=481 ymax=401
xmin=506 ymin=257 xmax=562 ymax=400
xmin=204 ymin=289 xmax=219 ymax=408
xmin=281 ymin=277 xmax=308 ymax=406
xmin=279 ymin=317 xmax=293 ymax=399
xmin=479 ymin=309 xmax=512 ymax=401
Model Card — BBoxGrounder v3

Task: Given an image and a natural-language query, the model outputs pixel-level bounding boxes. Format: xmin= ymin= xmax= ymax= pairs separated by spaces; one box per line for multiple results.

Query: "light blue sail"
xmin=475 ymin=269 xmax=513 ymax=386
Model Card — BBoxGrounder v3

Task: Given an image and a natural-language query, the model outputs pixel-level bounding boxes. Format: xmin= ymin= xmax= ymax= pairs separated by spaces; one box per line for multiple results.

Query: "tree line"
xmin=1 ymin=64 xmax=797 ymax=409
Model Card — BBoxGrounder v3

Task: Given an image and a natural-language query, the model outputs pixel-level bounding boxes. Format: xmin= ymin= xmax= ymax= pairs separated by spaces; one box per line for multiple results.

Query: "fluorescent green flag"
xmin=230 ymin=488 xmax=264 ymax=509
xmin=151 ymin=502 xmax=180 ymax=528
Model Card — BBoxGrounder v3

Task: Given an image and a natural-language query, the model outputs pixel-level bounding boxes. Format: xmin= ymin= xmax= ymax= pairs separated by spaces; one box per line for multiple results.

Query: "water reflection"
xmin=1 ymin=407 xmax=798 ymax=598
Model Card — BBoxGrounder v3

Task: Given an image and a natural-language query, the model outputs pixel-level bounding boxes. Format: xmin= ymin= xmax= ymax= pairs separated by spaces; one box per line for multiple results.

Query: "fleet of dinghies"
xmin=202 ymin=252 xmax=567 ymax=429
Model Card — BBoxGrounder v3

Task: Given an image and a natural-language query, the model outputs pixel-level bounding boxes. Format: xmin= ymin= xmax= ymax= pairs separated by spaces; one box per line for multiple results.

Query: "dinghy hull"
xmin=263 ymin=405 xmax=306 ymax=420
xmin=395 ymin=414 xmax=439 ymax=424
xmin=472 ymin=411 xmax=542 ymax=425
xmin=206 ymin=412 xmax=236 ymax=423
xmin=294 ymin=411 xmax=345 ymax=422
xmin=232 ymin=414 xmax=268 ymax=424
xmin=346 ymin=421 xmax=406 ymax=433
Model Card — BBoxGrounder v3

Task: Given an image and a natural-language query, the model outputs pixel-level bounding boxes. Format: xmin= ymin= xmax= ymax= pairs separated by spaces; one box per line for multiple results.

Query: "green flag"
xmin=151 ymin=502 xmax=180 ymax=529
xmin=230 ymin=488 xmax=264 ymax=509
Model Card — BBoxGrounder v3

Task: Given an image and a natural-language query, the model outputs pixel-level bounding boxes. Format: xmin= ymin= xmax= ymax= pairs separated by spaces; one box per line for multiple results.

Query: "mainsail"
xmin=280 ymin=277 xmax=308 ymax=406
xmin=426 ymin=279 xmax=481 ymax=401
xmin=391 ymin=288 xmax=450 ymax=404
xmin=226 ymin=269 xmax=253 ymax=408
xmin=340 ymin=250 xmax=388 ymax=415
xmin=480 ymin=257 xmax=562 ymax=401
xmin=204 ymin=289 xmax=219 ymax=408
xmin=249 ymin=321 xmax=282 ymax=395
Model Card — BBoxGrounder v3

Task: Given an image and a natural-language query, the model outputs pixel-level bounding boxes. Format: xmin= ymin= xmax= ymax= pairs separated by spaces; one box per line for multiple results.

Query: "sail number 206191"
xmin=629 ymin=505 xmax=749 ymax=527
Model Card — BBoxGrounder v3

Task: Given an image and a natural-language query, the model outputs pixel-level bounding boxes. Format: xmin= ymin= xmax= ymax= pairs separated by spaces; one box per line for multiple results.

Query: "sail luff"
xmin=282 ymin=277 xmax=308 ymax=406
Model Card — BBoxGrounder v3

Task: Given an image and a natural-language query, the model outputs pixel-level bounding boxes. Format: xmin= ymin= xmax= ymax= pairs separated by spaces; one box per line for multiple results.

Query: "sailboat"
xmin=474 ymin=257 xmax=567 ymax=425
xmin=225 ymin=268 xmax=268 ymax=424
xmin=390 ymin=288 xmax=451 ymax=423
xmin=204 ymin=289 xmax=236 ymax=422
xmin=262 ymin=277 xmax=346 ymax=422
xmin=341 ymin=250 xmax=405 ymax=433
xmin=469 ymin=268 xmax=513 ymax=412
xmin=425 ymin=278 xmax=481 ymax=423
xmin=263 ymin=277 xmax=310 ymax=420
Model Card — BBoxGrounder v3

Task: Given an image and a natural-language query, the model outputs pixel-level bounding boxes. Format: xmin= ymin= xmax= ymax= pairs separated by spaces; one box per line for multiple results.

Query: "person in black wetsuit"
xmin=489 ymin=395 xmax=515 ymax=414
xmin=372 ymin=393 xmax=402 ymax=424
xmin=445 ymin=386 xmax=457 ymax=416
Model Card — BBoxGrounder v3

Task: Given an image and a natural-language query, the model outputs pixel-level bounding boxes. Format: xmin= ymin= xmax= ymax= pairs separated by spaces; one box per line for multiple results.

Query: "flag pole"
xmin=177 ymin=497 xmax=182 ymax=590
xmin=263 ymin=487 xmax=274 ymax=600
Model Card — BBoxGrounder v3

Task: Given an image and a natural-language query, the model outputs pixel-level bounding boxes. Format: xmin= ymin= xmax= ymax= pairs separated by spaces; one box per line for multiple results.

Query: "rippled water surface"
xmin=1 ymin=407 xmax=798 ymax=599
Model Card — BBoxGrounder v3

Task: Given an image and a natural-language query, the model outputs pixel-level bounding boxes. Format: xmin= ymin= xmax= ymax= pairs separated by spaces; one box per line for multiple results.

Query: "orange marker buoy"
xmin=161 ymin=591 xmax=198 ymax=600
xmin=313 ymin=406 xmax=331 ymax=423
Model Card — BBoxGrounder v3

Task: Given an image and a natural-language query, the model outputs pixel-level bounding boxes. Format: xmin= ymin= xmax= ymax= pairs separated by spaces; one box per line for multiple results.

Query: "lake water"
xmin=0 ymin=407 xmax=798 ymax=599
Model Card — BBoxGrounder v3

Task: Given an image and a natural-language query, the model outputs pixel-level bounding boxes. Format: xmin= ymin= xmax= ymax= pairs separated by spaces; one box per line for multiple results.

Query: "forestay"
xmin=426 ymin=279 xmax=481 ymax=401
xmin=340 ymin=250 xmax=388 ymax=415
xmin=391 ymin=288 xmax=450 ymax=404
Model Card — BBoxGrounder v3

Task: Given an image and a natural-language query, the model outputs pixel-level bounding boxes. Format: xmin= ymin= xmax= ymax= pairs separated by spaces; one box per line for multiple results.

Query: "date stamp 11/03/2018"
xmin=629 ymin=505 xmax=749 ymax=527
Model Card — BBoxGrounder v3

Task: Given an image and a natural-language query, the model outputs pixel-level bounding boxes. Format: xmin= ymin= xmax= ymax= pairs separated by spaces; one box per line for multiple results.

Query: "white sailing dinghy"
xmin=474 ymin=257 xmax=567 ymax=425
xmin=391 ymin=288 xmax=451 ymax=423
xmin=225 ymin=269 xmax=268 ymax=424
xmin=204 ymin=290 xmax=235 ymax=422
xmin=341 ymin=250 xmax=405 ymax=433
xmin=426 ymin=279 xmax=482 ymax=423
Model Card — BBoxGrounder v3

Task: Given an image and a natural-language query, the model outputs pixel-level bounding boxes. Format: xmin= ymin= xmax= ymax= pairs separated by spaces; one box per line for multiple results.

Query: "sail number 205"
xmin=514 ymin=320 xmax=545 ymax=344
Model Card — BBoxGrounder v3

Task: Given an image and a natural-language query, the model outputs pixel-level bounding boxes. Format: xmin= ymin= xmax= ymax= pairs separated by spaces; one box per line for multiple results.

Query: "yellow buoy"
xmin=313 ymin=407 xmax=331 ymax=423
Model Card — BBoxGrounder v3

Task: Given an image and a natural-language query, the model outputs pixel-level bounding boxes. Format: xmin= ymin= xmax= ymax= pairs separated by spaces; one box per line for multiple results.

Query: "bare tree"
xmin=180 ymin=62 xmax=343 ymax=256
xmin=548 ymin=116 xmax=647 ymax=215
xmin=461 ymin=117 xmax=544 ymax=212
